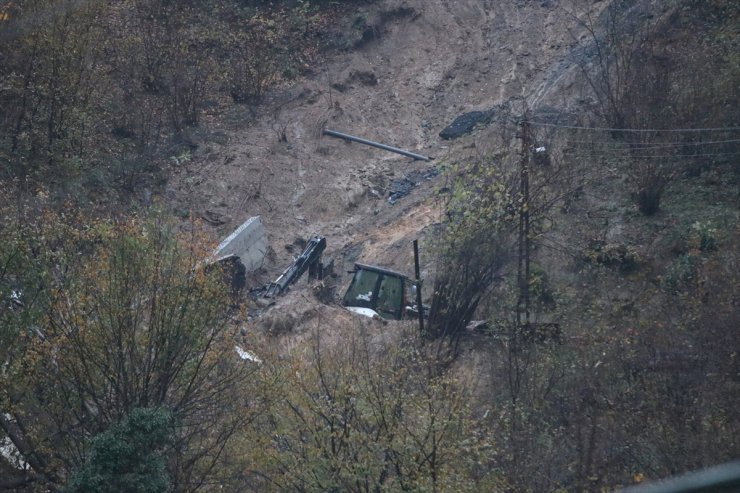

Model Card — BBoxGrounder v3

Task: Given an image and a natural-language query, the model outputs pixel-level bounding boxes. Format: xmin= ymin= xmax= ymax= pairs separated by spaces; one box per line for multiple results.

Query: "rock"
xmin=201 ymin=209 xmax=229 ymax=225
xmin=439 ymin=110 xmax=493 ymax=140
xmin=211 ymin=131 xmax=229 ymax=145
xmin=350 ymin=70 xmax=378 ymax=86
xmin=387 ymin=168 xmax=439 ymax=204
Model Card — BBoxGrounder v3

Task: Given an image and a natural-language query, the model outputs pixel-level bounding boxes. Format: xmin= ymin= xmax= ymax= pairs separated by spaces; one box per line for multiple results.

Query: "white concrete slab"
xmin=213 ymin=216 xmax=268 ymax=273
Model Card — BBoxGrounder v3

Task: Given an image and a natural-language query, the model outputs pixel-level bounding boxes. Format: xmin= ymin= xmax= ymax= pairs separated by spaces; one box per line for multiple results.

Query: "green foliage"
xmin=0 ymin=221 xmax=47 ymax=368
xmin=528 ymin=263 xmax=556 ymax=309
xmin=689 ymin=220 xmax=718 ymax=252
xmin=246 ymin=323 xmax=503 ymax=492
xmin=64 ymin=407 xmax=173 ymax=493
xmin=0 ymin=0 xmax=334 ymax=195
xmin=660 ymin=218 xmax=721 ymax=293
xmin=226 ymin=12 xmax=288 ymax=102
xmin=441 ymin=161 xmax=516 ymax=251
xmin=583 ymin=239 xmax=640 ymax=273
xmin=0 ymin=202 xmax=81 ymax=387
xmin=0 ymin=0 xmax=107 ymax=178
xmin=571 ymin=0 xmax=739 ymax=215
xmin=0 ymin=212 xmax=257 ymax=492
xmin=427 ymin=160 xmax=517 ymax=341
xmin=662 ymin=252 xmax=700 ymax=293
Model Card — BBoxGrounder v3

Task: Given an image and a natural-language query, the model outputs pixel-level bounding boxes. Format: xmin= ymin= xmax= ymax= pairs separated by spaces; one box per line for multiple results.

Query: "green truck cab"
xmin=342 ymin=263 xmax=409 ymax=320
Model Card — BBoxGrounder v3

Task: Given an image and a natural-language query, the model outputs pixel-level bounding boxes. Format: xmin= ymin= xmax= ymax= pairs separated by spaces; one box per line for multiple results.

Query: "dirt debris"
xmin=167 ymin=0 xmax=596 ymax=295
xmin=439 ymin=109 xmax=494 ymax=140
xmin=387 ymin=168 xmax=439 ymax=204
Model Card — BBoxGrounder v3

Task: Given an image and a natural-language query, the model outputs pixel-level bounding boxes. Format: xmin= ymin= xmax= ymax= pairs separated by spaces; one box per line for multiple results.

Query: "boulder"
xmin=439 ymin=110 xmax=493 ymax=140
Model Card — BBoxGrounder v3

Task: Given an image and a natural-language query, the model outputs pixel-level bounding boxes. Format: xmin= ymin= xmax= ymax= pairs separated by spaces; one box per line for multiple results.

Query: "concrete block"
xmin=213 ymin=216 xmax=268 ymax=273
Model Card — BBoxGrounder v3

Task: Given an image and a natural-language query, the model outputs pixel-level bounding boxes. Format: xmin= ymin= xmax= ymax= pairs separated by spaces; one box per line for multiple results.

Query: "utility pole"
xmin=508 ymin=112 xmax=532 ymax=472
xmin=413 ymin=239 xmax=425 ymax=336
xmin=516 ymin=113 xmax=531 ymax=332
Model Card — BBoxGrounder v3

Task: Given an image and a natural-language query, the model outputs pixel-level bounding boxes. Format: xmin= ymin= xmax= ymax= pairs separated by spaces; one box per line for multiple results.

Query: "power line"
xmin=561 ymin=138 xmax=740 ymax=149
xmin=529 ymin=121 xmax=740 ymax=133
xmin=566 ymin=151 xmax=740 ymax=160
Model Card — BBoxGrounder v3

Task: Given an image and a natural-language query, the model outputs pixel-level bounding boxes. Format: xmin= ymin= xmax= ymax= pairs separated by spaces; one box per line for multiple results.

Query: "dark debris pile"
xmin=387 ymin=168 xmax=439 ymax=204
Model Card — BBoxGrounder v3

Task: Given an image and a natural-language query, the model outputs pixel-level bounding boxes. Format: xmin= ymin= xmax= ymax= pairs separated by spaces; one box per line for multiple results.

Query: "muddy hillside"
xmin=168 ymin=0 xmax=595 ymax=285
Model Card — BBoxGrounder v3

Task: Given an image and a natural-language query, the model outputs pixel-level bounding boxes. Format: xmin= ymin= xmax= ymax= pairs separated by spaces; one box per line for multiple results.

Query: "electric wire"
xmin=528 ymin=121 xmax=740 ymax=133
xmin=564 ymin=151 xmax=740 ymax=159
xmin=559 ymin=138 xmax=740 ymax=149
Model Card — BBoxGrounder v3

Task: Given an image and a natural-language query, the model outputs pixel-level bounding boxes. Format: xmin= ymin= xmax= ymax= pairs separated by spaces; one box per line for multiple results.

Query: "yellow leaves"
xmin=247 ymin=324 xmax=492 ymax=491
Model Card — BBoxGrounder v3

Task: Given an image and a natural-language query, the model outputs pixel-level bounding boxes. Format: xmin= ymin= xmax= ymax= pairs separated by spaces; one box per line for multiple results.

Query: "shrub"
xmin=662 ymin=253 xmax=700 ymax=293
xmin=690 ymin=220 xmax=718 ymax=252
xmin=583 ymin=239 xmax=641 ymax=273
xmin=64 ymin=408 xmax=173 ymax=493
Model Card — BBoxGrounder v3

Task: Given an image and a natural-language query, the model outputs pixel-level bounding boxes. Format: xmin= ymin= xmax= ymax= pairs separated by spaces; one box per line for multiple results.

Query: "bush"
xmin=583 ymin=239 xmax=641 ymax=274
xmin=64 ymin=408 xmax=173 ymax=493
xmin=662 ymin=253 xmax=700 ymax=293
xmin=248 ymin=324 xmax=502 ymax=492
xmin=690 ymin=220 xmax=718 ymax=252
xmin=427 ymin=162 xmax=516 ymax=344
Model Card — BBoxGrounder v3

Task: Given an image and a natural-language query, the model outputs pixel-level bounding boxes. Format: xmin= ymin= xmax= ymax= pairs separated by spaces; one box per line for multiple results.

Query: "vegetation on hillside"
xmin=0 ymin=0 xmax=373 ymax=201
xmin=425 ymin=1 xmax=739 ymax=490
xmin=0 ymin=212 xmax=261 ymax=491
xmin=1 ymin=0 xmax=738 ymax=492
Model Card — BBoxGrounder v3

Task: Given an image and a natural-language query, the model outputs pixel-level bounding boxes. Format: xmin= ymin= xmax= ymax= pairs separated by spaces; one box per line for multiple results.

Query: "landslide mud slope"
xmin=169 ymin=0 xmax=594 ymax=283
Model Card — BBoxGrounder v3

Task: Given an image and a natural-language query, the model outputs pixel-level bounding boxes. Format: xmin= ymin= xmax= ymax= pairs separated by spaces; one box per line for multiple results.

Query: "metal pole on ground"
xmin=323 ymin=128 xmax=432 ymax=161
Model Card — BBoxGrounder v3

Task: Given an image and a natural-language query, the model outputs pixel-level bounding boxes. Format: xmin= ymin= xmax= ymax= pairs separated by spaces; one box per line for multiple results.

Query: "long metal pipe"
xmin=323 ymin=128 xmax=432 ymax=161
